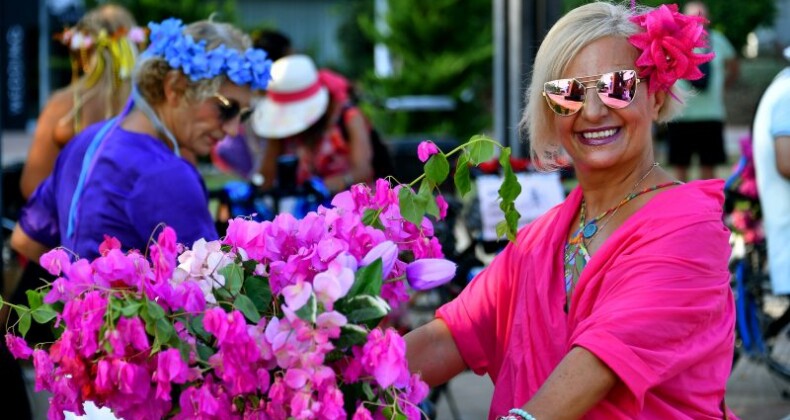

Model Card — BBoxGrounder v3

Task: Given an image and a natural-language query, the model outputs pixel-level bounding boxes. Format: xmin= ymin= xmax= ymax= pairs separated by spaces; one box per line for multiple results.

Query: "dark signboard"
xmin=1 ymin=0 xmax=39 ymax=130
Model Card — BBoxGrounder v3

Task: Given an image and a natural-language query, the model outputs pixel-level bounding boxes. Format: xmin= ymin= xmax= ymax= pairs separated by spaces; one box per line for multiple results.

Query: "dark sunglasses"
xmin=214 ymin=93 xmax=253 ymax=123
xmin=542 ymin=69 xmax=646 ymax=116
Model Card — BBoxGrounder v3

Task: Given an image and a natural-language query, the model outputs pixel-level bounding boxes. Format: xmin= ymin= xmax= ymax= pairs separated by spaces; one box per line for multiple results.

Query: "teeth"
xmin=581 ymin=128 xmax=617 ymax=139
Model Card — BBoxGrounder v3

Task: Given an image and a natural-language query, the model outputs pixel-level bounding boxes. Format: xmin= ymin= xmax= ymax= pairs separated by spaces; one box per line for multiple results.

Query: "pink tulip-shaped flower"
xmin=5 ymin=334 xmax=33 ymax=359
xmin=406 ymin=258 xmax=456 ymax=291
xmin=360 ymin=240 xmax=398 ymax=279
xmin=39 ymin=249 xmax=71 ymax=276
xmin=417 ymin=141 xmax=440 ymax=162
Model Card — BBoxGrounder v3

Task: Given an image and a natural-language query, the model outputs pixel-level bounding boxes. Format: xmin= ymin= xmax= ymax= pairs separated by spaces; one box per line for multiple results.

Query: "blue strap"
xmin=66 ymin=117 xmax=118 ymax=239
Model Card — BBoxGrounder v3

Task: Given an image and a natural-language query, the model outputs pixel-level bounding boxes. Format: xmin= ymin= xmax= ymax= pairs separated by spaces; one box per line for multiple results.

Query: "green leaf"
xmin=294 ymin=293 xmax=317 ymax=324
xmin=336 ymin=295 xmax=390 ymax=329
xmin=454 ymin=152 xmax=472 ymax=196
xmin=505 ymin=204 xmax=521 ymax=233
xmin=120 ymin=301 xmax=142 ymax=317
xmin=362 ymin=382 xmax=376 ymax=400
xmin=334 ymin=324 xmax=369 ymax=349
xmin=382 ymin=405 xmax=407 ymax=420
xmin=242 ymin=259 xmax=259 ymax=274
xmin=26 ymin=290 xmax=43 ymax=311
xmin=151 ymin=318 xmax=175 ymax=353
xmin=233 ymin=396 xmax=245 ymax=413
xmin=346 ymin=259 xmax=383 ymax=298
xmin=196 ymin=342 xmax=215 ymax=361
xmin=467 ymin=134 xmax=495 ymax=164
xmin=324 ymin=348 xmax=346 ymax=363
xmin=362 ymin=208 xmax=382 ymax=228
xmin=177 ymin=341 xmax=191 ymax=362
xmin=220 ymin=264 xmax=244 ymax=296
xmin=190 ymin=315 xmax=211 ymax=341
xmin=146 ymin=300 xmax=166 ymax=320
xmin=233 ymin=294 xmax=261 ymax=323
xmin=425 ymin=153 xmax=450 ymax=184
xmin=496 ymin=220 xmax=510 ymax=240
xmin=214 ymin=286 xmax=232 ymax=302
xmin=398 ymin=187 xmax=424 ymax=226
xmin=0 ymin=294 xmax=4 ymax=309
xmin=244 ymin=276 xmax=272 ymax=313
xmin=31 ymin=305 xmax=58 ymax=324
xmin=19 ymin=313 xmax=31 ymax=337
xmin=498 ymin=148 xmax=521 ymax=203
xmin=418 ymin=180 xmax=440 ymax=219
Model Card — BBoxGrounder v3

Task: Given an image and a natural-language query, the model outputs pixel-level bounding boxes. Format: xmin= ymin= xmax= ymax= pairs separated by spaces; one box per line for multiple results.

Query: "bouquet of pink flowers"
xmin=2 ymin=138 xmax=521 ymax=419
xmin=725 ymin=135 xmax=764 ymax=245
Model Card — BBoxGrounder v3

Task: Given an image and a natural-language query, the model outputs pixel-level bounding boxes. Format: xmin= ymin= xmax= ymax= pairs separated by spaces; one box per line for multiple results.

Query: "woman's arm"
xmin=20 ymin=89 xmax=73 ymax=199
xmin=10 ymin=225 xmax=49 ymax=266
xmin=404 ymin=319 xmax=467 ymax=387
xmin=258 ymin=137 xmax=283 ymax=190
xmin=7 ymin=225 xmax=50 ymax=307
xmin=775 ymin=136 xmax=790 ymax=179
xmin=518 ymin=346 xmax=618 ymax=420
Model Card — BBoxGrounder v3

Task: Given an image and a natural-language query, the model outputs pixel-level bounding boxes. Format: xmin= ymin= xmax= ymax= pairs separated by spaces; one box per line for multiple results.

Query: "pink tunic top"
xmin=437 ymin=180 xmax=735 ymax=419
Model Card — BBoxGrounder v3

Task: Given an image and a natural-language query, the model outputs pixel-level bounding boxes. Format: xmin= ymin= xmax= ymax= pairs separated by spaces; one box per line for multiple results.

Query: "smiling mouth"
xmin=577 ymin=127 xmax=620 ymax=146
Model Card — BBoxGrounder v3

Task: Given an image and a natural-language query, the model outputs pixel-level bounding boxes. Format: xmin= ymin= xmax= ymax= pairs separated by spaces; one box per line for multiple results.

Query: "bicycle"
xmin=208 ymin=153 xmax=334 ymax=236
xmin=725 ymin=136 xmax=790 ymax=391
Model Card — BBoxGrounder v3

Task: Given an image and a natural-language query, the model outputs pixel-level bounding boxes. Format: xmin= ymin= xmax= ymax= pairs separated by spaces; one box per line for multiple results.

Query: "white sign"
xmin=476 ymin=172 xmax=565 ymax=241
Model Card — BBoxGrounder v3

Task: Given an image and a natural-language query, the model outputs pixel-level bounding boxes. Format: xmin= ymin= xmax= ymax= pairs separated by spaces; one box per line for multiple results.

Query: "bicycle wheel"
xmin=733 ymin=244 xmax=790 ymax=383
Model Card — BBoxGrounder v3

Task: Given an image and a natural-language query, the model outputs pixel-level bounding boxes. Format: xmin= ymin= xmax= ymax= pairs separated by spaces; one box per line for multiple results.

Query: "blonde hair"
xmin=520 ymin=1 xmax=687 ymax=170
xmin=68 ymin=4 xmax=139 ymax=132
xmin=134 ymin=20 xmax=251 ymax=105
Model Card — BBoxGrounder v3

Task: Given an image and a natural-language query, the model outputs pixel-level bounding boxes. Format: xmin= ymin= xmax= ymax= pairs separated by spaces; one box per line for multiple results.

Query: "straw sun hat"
xmin=251 ymin=54 xmax=329 ymax=139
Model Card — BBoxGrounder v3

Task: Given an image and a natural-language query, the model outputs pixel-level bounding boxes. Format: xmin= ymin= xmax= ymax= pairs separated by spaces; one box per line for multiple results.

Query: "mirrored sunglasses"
xmin=214 ymin=93 xmax=253 ymax=123
xmin=542 ymin=69 xmax=645 ymax=116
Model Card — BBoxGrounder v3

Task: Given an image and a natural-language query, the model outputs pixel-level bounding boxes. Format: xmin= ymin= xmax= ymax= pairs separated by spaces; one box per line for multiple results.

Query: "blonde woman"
xmin=406 ymin=2 xmax=734 ymax=418
xmin=20 ymin=4 xmax=142 ymax=199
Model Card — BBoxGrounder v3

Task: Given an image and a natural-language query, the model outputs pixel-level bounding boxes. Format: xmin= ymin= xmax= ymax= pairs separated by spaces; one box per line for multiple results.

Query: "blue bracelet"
xmin=509 ymin=408 xmax=537 ymax=420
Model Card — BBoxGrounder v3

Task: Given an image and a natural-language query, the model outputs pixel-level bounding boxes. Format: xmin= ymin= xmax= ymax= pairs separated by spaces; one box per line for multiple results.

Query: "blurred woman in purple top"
xmin=10 ymin=18 xmax=272 ymax=261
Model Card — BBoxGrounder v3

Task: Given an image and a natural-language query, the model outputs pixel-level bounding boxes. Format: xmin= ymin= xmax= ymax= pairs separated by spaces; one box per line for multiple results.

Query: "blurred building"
xmin=745 ymin=0 xmax=790 ymax=57
xmin=237 ymin=0 xmax=346 ymax=67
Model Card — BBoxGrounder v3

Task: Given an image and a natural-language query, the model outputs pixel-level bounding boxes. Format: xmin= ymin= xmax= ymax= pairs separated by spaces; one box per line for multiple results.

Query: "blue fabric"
xmin=19 ymin=121 xmax=218 ymax=260
xmin=67 ymin=117 xmax=118 ymax=239
xmin=770 ymin=92 xmax=790 ymax=138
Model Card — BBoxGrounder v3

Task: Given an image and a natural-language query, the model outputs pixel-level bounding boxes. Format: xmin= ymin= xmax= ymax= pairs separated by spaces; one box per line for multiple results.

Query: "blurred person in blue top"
xmin=753 ymin=46 xmax=790 ymax=296
xmin=666 ymin=1 xmax=738 ymax=181
xmin=10 ymin=18 xmax=272 ymax=262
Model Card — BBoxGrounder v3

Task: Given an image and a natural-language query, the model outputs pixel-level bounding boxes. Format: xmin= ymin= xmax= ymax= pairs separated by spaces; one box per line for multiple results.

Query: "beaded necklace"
xmin=563 ymin=168 xmax=683 ymax=304
xmin=570 ymin=180 xmax=682 ymax=248
xmin=573 ymin=162 xmax=658 ymax=245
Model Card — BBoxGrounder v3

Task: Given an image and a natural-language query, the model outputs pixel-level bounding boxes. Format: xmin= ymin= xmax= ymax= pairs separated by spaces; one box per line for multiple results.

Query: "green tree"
xmin=563 ymin=0 xmax=776 ymax=53
xmin=335 ymin=0 xmax=375 ymax=82
xmin=356 ymin=0 xmax=493 ymax=140
xmin=86 ymin=0 xmax=238 ymax=26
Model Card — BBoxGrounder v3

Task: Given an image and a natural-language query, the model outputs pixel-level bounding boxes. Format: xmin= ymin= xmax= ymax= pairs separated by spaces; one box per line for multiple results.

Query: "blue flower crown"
xmin=143 ymin=18 xmax=271 ymax=91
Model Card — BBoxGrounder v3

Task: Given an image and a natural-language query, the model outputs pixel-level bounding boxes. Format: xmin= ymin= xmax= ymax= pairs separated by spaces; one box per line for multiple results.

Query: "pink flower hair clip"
xmin=628 ymin=4 xmax=714 ymax=97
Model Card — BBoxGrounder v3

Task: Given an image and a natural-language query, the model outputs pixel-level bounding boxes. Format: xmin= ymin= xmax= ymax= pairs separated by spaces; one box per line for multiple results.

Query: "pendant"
xmin=582 ymin=222 xmax=598 ymax=239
